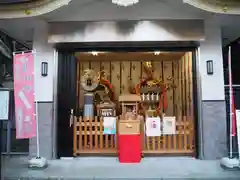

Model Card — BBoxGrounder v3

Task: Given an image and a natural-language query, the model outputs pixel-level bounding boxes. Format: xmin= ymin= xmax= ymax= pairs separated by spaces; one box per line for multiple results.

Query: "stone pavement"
xmin=2 ymin=156 xmax=240 ymax=179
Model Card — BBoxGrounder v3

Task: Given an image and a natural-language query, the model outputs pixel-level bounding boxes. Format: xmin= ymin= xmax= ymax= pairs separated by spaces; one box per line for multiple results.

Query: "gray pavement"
xmin=2 ymin=156 xmax=240 ymax=179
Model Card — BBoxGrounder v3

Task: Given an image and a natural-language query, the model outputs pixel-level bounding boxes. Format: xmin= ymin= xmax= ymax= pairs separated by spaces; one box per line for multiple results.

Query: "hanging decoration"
xmin=95 ymin=70 xmax=116 ymax=117
xmin=96 ymin=70 xmax=116 ymax=103
xmin=112 ymin=0 xmax=139 ymax=7
xmin=135 ymin=61 xmax=168 ymax=118
xmin=81 ymin=69 xmax=99 ymax=118
xmin=80 ymin=68 xmax=117 ymax=118
xmin=81 ymin=69 xmax=99 ymax=92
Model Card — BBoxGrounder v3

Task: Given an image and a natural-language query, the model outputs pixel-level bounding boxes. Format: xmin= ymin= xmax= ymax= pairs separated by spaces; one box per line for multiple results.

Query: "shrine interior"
xmin=56 ymin=50 xmax=197 ymax=158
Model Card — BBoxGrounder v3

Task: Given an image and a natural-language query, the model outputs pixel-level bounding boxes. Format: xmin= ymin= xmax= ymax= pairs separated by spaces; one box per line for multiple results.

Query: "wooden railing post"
xmin=73 ymin=116 xmax=77 ymax=156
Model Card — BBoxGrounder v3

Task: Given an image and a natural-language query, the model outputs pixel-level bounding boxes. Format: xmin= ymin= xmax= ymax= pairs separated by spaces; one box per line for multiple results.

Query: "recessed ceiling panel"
xmin=183 ymin=0 xmax=240 ymax=14
xmin=0 ymin=0 xmax=35 ymax=4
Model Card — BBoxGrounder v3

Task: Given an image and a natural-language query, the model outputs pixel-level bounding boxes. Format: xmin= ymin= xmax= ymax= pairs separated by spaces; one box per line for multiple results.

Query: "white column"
xmin=33 ymin=20 xmax=54 ymax=102
xmin=29 ymin=20 xmax=54 ymax=159
xmin=200 ymin=18 xmax=225 ymax=100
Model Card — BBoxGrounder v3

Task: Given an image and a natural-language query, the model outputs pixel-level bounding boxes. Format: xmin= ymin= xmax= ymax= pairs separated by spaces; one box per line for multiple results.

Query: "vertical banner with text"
xmin=14 ymin=52 xmax=36 ymax=139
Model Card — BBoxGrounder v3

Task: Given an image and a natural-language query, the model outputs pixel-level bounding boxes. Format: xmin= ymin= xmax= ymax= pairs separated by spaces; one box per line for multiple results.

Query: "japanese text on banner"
xmin=13 ymin=52 xmax=36 ymax=139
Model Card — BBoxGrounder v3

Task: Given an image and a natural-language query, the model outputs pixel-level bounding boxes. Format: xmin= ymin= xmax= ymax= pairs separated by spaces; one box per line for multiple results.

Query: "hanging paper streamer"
xmin=13 ymin=51 xmax=36 ymax=139
xmin=103 ymin=117 xmax=116 ymax=135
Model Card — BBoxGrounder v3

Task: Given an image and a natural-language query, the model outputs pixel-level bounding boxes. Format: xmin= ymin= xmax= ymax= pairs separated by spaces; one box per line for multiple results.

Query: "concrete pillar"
xmin=29 ymin=20 xmax=54 ymax=159
xmin=199 ymin=18 xmax=227 ymax=159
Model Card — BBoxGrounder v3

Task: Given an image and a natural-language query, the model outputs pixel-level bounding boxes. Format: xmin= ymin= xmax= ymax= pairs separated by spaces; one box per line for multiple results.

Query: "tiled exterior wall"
xmin=29 ymin=102 xmax=53 ymax=159
xmin=201 ymin=100 xmax=227 ymax=159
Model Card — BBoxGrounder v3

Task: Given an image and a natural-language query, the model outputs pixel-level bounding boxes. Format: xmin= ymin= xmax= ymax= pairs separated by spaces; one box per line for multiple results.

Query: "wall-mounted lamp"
xmin=41 ymin=62 xmax=48 ymax=77
xmin=206 ymin=60 xmax=214 ymax=75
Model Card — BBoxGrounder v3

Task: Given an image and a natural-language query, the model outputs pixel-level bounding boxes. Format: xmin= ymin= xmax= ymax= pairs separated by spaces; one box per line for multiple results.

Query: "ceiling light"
xmin=91 ymin=51 xmax=99 ymax=56
xmin=154 ymin=51 xmax=161 ymax=55
xmin=112 ymin=0 xmax=139 ymax=7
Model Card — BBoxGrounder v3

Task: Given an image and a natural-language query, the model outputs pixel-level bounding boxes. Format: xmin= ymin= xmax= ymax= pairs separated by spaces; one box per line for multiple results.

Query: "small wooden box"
xmin=119 ymin=94 xmax=141 ymax=115
xmin=99 ymin=102 xmax=116 ymax=117
xmin=119 ymin=94 xmax=141 ymax=102
xmin=118 ymin=120 xmax=141 ymax=135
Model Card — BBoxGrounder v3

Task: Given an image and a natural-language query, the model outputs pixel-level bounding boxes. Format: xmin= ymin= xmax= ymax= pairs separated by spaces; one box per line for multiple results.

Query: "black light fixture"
xmin=206 ymin=60 xmax=213 ymax=75
xmin=41 ymin=62 xmax=48 ymax=77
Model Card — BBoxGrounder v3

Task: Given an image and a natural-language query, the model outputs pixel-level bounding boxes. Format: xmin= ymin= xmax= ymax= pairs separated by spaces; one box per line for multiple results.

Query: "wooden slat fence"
xmin=73 ymin=116 xmax=118 ymax=155
xmin=73 ymin=116 xmax=194 ymax=156
xmin=143 ymin=116 xmax=194 ymax=154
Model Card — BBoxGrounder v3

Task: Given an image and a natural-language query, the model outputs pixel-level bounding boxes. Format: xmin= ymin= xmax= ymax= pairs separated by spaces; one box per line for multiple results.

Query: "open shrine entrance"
xmin=56 ymin=47 xmax=198 ymax=158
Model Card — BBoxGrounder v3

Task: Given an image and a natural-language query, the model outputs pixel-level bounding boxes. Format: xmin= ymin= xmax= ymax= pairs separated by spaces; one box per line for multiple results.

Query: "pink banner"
xmin=13 ymin=52 xmax=36 ymax=139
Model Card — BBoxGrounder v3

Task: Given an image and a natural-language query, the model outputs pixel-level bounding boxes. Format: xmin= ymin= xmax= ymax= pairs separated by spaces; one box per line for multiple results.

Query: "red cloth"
xmin=118 ymin=134 xmax=141 ymax=163
xmin=231 ymin=88 xmax=236 ymax=136
xmin=157 ymin=84 xmax=167 ymax=113
xmin=100 ymin=79 xmax=116 ymax=102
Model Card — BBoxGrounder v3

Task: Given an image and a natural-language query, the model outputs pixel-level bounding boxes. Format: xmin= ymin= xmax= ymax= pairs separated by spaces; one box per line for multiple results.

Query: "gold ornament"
xmin=24 ymin=9 xmax=32 ymax=15
xmin=81 ymin=69 xmax=99 ymax=92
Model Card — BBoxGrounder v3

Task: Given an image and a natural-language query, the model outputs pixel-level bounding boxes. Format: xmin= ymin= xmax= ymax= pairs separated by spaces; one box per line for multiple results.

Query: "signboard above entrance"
xmin=48 ymin=20 xmax=204 ymax=43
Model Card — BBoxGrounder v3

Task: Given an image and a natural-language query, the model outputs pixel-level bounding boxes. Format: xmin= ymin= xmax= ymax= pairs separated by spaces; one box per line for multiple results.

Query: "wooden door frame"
xmin=53 ymin=42 xmax=201 ymax=158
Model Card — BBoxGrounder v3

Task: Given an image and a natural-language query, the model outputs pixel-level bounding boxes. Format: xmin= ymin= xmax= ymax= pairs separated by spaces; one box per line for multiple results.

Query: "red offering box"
xmin=118 ymin=134 xmax=141 ymax=163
